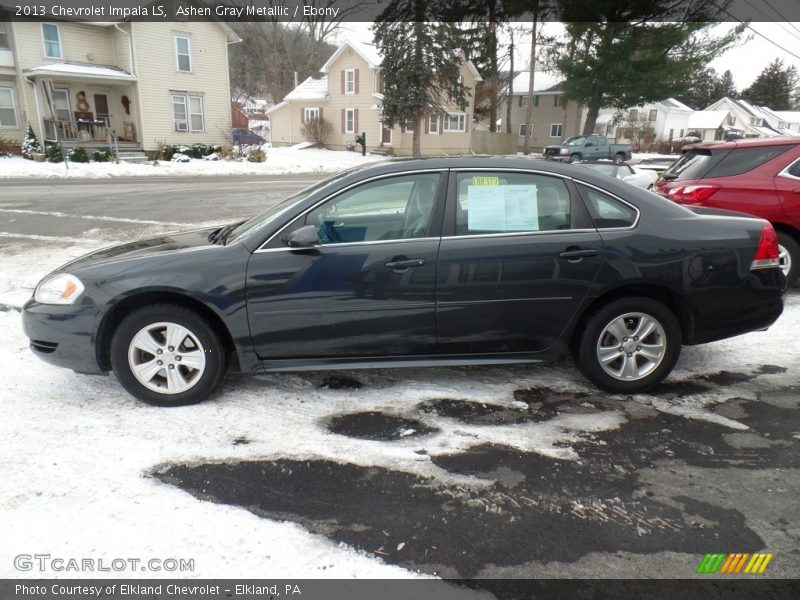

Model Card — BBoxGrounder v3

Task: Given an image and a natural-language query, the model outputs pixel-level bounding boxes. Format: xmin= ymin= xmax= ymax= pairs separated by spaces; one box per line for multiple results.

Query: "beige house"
xmin=503 ymin=71 xmax=583 ymax=152
xmin=0 ymin=18 xmax=239 ymax=155
xmin=268 ymin=40 xmax=482 ymax=156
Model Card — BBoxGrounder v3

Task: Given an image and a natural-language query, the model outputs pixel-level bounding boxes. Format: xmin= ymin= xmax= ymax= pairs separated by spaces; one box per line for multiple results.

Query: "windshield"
xmin=565 ymin=136 xmax=586 ymax=146
xmin=226 ymin=169 xmax=357 ymax=243
xmin=580 ymin=163 xmax=617 ymax=176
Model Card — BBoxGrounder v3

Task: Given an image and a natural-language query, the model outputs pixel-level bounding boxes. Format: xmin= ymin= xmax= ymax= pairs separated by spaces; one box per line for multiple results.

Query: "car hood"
xmin=59 ymin=226 xmax=222 ymax=272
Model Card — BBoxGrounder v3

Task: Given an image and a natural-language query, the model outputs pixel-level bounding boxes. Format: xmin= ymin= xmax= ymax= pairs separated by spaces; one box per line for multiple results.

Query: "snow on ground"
xmin=0 ymin=147 xmax=383 ymax=179
xmin=1 ymin=235 xmax=799 ymax=578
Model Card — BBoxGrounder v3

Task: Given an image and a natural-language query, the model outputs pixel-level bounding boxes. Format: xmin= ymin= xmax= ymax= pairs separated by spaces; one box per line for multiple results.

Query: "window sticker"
xmin=467 ymin=185 xmax=539 ymax=232
xmin=472 ymin=176 xmax=499 ymax=186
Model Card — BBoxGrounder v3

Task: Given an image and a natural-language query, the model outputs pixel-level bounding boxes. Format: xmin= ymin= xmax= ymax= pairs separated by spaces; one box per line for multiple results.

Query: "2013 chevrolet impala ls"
xmin=22 ymin=158 xmax=785 ymax=406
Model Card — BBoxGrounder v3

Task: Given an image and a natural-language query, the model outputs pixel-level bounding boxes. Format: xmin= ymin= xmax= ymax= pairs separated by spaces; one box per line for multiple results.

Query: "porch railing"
xmin=43 ymin=118 xmax=111 ymax=143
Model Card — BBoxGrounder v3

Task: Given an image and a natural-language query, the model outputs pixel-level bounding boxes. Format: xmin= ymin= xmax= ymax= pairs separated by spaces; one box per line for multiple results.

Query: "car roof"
xmin=684 ymin=136 xmax=800 ymax=151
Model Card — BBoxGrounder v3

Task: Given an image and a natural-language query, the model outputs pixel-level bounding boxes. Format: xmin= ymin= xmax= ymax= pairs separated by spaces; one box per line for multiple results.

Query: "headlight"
xmin=560 ymin=148 xmax=569 ymax=155
xmin=34 ymin=273 xmax=85 ymax=305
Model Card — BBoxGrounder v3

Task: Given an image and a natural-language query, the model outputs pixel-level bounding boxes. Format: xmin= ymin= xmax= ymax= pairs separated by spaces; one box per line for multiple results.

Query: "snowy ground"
xmin=0 ymin=146 xmax=383 ymax=179
xmin=0 ymin=220 xmax=798 ymax=580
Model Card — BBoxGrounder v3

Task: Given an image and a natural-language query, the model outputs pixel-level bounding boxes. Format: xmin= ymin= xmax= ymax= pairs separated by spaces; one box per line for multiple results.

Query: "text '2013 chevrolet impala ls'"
xmin=23 ymin=158 xmax=785 ymax=406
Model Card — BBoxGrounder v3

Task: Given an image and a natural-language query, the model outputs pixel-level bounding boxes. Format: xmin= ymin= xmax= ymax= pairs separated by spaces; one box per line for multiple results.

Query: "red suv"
xmin=655 ymin=137 xmax=800 ymax=286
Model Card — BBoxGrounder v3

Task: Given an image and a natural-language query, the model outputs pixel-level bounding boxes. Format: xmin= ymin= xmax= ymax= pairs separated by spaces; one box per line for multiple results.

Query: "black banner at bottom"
xmin=3 ymin=579 xmax=800 ymax=600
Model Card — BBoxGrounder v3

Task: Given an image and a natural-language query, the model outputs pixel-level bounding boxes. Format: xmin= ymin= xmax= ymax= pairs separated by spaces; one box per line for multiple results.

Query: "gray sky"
xmin=335 ymin=21 xmax=800 ymax=93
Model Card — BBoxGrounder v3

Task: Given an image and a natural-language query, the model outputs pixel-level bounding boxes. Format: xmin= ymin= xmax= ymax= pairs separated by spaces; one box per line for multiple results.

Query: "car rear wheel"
xmin=110 ymin=304 xmax=227 ymax=406
xmin=575 ymin=297 xmax=681 ymax=394
xmin=569 ymin=153 xmax=582 ymax=163
xmin=777 ymin=231 xmax=798 ymax=287
xmin=613 ymin=153 xmax=625 ymax=164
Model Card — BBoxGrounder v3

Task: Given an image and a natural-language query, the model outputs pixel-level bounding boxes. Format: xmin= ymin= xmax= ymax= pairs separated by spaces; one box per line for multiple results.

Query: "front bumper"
xmin=22 ymin=299 xmax=105 ymax=374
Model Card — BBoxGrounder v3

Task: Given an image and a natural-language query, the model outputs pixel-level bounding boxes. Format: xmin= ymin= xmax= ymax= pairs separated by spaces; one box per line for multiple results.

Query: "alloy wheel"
xmin=596 ymin=312 xmax=667 ymax=381
xmin=127 ymin=321 xmax=206 ymax=394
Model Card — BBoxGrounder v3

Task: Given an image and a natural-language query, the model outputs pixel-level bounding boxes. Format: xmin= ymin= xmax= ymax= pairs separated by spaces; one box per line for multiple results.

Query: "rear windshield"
xmin=662 ymin=149 xmax=722 ymax=181
xmin=664 ymin=144 xmax=794 ymax=181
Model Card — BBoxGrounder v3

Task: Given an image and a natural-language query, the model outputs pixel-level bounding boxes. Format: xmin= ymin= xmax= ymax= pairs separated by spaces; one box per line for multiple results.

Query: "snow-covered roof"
xmin=511 ymin=71 xmax=562 ymax=94
xmin=321 ymin=40 xmax=382 ymax=72
xmin=659 ymin=97 xmax=693 ymax=112
xmin=284 ymin=76 xmax=329 ymax=101
xmin=688 ymin=110 xmax=729 ymax=129
xmin=23 ymin=62 xmax=136 ymax=81
xmin=773 ymin=111 xmax=800 ymax=124
xmin=595 ymin=113 xmax=615 ymax=125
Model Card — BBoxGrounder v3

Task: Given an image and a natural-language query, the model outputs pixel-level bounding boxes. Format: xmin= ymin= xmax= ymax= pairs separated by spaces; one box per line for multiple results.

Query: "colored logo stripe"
xmin=697 ymin=553 xmax=773 ymax=574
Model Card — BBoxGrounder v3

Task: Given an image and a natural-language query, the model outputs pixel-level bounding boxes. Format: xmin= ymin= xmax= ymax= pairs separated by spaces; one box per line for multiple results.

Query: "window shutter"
xmin=341 ymin=71 xmax=345 ymax=94
xmin=465 ymin=114 xmax=469 ymax=133
xmin=379 ymin=71 xmax=384 ymax=94
xmin=341 ymin=109 xmax=345 ymax=133
xmin=518 ymin=96 xmax=523 ymax=108
xmin=425 ymin=116 xmax=429 ymax=134
xmin=319 ymin=108 xmax=323 ymax=121
xmin=354 ymin=109 xmax=359 ymax=133
xmin=355 ymin=69 xmax=360 ymax=94
xmin=301 ymin=107 xmax=305 ymax=124
xmin=440 ymin=113 xmax=444 ymax=135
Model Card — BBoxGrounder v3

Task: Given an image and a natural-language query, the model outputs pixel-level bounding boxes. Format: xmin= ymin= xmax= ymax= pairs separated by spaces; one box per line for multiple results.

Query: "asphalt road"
xmin=0 ymin=174 xmax=323 ymax=245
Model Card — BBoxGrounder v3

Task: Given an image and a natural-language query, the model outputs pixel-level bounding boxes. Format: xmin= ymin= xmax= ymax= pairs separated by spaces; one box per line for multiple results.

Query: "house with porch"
xmin=267 ymin=40 xmax=482 ymax=156
xmin=704 ymin=97 xmax=791 ymax=138
xmin=592 ymin=98 xmax=694 ymax=148
xmin=0 ymin=18 xmax=239 ymax=158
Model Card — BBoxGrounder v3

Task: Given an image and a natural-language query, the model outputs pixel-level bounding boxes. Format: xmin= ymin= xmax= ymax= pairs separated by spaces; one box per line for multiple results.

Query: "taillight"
xmin=666 ymin=184 xmax=721 ymax=203
xmin=750 ymin=223 xmax=780 ymax=270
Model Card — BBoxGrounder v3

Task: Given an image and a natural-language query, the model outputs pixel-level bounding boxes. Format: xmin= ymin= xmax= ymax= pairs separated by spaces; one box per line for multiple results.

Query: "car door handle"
xmin=792 ymin=189 xmax=800 ymax=194
xmin=384 ymin=259 xmax=426 ymax=270
xmin=558 ymin=248 xmax=599 ymax=260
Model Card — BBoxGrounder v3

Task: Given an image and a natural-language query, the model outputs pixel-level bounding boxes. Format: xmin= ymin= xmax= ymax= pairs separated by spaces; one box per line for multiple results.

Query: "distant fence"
xmin=471 ymin=131 xmax=517 ymax=155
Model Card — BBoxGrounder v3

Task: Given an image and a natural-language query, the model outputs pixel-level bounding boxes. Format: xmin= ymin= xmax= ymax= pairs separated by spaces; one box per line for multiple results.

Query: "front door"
xmin=246 ymin=171 xmax=445 ymax=359
xmin=382 ymin=124 xmax=393 ymax=145
xmin=436 ymin=170 xmax=604 ymax=353
xmin=92 ymin=92 xmax=110 ymax=126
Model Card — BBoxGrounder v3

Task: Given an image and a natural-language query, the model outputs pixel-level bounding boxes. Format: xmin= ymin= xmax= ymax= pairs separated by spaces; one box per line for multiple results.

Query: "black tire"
xmin=574 ymin=296 xmax=682 ymax=394
xmin=110 ymin=304 xmax=228 ymax=406
xmin=569 ymin=153 xmax=582 ymax=163
xmin=777 ymin=231 xmax=799 ymax=288
xmin=613 ymin=153 xmax=625 ymax=164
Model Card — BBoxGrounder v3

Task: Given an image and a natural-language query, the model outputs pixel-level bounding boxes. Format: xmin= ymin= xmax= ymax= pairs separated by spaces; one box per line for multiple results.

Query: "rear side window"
xmin=454 ymin=172 xmax=571 ymax=235
xmin=786 ymin=159 xmax=800 ymax=179
xmin=704 ymin=145 xmax=793 ymax=178
xmin=578 ymin=185 xmax=638 ymax=229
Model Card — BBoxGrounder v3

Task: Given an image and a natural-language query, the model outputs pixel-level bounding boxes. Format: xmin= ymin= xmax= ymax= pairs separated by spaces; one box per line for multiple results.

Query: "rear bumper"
xmin=21 ymin=299 xmax=105 ymax=374
xmin=685 ymin=269 xmax=785 ymax=345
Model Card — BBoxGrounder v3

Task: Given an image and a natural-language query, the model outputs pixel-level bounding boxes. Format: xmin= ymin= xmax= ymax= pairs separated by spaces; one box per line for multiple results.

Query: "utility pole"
xmin=522 ymin=1 xmax=539 ymax=156
xmin=506 ymin=30 xmax=514 ymax=135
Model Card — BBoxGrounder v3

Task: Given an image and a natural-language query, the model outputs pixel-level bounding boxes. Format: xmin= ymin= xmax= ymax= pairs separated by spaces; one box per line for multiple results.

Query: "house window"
xmin=304 ymin=107 xmax=319 ymax=122
xmin=628 ymin=109 xmax=638 ymax=120
xmin=344 ymin=69 xmax=355 ymax=94
xmin=429 ymin=114 xmax=439 ymax=134
xmin=554 ymin=95 xmax=562 ymax=108
xmin=649 ymin=109 xmax=658 ymax=121
xmin=680 ymin=129 xmax=684 ymax=137
xmin=518 ymin=96 xmax=527 ymax=107
xmin=533 ymin=95 xmax=540 ymax=107
xmin=444 ymin=113 xmax=466 ymax=132
xmin=51 ymin=88 xmax=71 ymax=121
xmin=404 ymin=118 xmax=414 ymax=132
xmin=550 ymin=123 xmax=563 ymax=137
xmin=518 ymin=123 xmax=531 ymax=136
xmin=345 ymin=108 xmax=355 ymax=133
xmin=175 ymin=36 xmax=192 ymax=72
xmin=0 ymin=22 xmax=11 ymax=50
xmin=42 ymin=23 xmax=62 ymax=59
xmin=0 ymin=87 xmax=18 ymax=128
xmin=172 ymin=93 xmax=204 ymax=131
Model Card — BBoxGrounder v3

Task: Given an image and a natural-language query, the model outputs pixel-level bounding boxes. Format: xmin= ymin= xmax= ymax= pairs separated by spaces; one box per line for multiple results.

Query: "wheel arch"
xmin=569 ymin=283 xmax=693 ymax=352
xmin=96 ymin=290 xmax=239 ymax=372
xmin=772 ymin=221 xmax=800 ymax=243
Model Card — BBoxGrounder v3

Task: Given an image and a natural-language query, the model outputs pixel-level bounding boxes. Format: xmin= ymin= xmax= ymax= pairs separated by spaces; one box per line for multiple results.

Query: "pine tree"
xmin=374 ymin=0 xmax=469 ymax=158
xmin=741 ymin=59 xmax=795 ymax=110
xmin=715 ymin=70 xmax=738 ymax=99
xmin=21 ymin=124 xmax=42 ymax=160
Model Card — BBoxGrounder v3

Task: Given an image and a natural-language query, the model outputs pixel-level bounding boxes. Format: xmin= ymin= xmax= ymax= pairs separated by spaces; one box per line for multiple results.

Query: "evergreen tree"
xmin=21 ymin=125 xmax=42 ymax=160
xmin=374 ymin=0 xmax=469 ymax=157
xmin=676 ymin=67 xmax=721 ymax=110
xmin=715 ymin=69 xmax=738 ymax=100
xmin=552 ymin=0 xmax=743 ymax=134
xmin=741 ymin=59 xmax=797 ymax=110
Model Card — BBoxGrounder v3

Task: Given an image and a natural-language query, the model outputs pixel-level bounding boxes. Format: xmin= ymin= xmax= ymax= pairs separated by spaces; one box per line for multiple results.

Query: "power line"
xmin=710 ymin=0 xmax=800 ymax=61
xmin=762 ymin=0 xmax=800 ymax=37
xmin=741 ymin=0 xmax=800 ymax=44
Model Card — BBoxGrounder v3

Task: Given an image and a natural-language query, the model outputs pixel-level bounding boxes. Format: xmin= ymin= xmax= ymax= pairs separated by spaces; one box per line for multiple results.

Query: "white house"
xmin=593 ymin=98 xmax=693 ymax=144
xmin=704 ymin=97 xmax=790 ymax=137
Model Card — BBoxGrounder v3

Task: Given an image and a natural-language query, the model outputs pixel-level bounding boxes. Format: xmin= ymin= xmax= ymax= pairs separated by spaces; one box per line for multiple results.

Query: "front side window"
xmin=444 ymin=113 xmax=466 ymax=132
xmin=304 ymin=173 xmax=441 ymax=243
xmin=175 ymin=36 xmax=191 ymax=72
xmin=0 ymin=22 xmax=11 ymax=50
xmin=578 ymin=185 xmax=638 ymax=229
xmin=42 ymin=23 xmax=61 ymax=58
xmin=550 ymin=123 xmax=563 ymax=137
xmin=304 ymin=107 xmax=319 ymax=122
xmin=51 ymin=89 xmax=71 ymax=121
xmin=454 ymin=172 xmax=572 ymax=236
xmin=344 ymin=69 xmax=355 ymax=94
xmin=0 ymin=87 xmax=18 ymax=127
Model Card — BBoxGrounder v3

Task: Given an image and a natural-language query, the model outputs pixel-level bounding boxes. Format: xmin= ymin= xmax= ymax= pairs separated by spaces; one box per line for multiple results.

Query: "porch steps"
xmin=370 ymin=147 xmax=394 ymax=156
xmin=116 ymin=151 xmax=149 ymax=164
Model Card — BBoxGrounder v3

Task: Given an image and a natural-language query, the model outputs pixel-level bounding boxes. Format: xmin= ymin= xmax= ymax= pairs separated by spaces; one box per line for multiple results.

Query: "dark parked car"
xmin=655 ymin=137 xmax=800 ymax=286
xmin=231 ymin=128 xmax=266 ymax=145
xmin=23 ymin=158 xmax=784 ymax=406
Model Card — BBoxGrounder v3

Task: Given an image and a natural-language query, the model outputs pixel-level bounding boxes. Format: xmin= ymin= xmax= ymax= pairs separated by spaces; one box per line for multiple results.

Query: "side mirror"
xmin=285 ymin=225 xmax=319 ymax=248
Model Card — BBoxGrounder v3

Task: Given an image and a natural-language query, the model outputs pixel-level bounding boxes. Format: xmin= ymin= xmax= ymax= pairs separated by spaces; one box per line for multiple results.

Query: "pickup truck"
xmin=544 ymin=135 xmax=633 ymax=164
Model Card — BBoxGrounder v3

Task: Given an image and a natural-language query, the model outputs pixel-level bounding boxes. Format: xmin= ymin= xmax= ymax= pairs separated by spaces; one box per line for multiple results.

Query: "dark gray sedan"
xmin=22 ymin=158 xmax=785 ymax=405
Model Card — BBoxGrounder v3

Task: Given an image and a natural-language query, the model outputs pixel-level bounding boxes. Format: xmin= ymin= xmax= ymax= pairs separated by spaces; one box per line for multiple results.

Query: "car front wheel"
xmin=575 ymin=297 xmax=681 ymax=394
xmin=110 ymin=304 xmax=227 ymax=406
